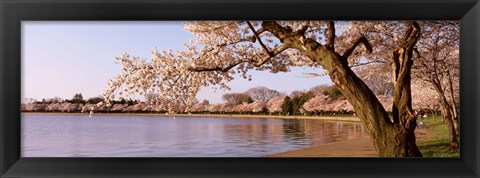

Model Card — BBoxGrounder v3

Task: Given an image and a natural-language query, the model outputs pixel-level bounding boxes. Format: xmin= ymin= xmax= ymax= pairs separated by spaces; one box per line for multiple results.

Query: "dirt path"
xmin=266 ymin=135 xmax=377 ymax=157
xmin=414 ymin=124 xmax=430 ymax=141
xmin=267 ymin=126 xmax=429 ymax=157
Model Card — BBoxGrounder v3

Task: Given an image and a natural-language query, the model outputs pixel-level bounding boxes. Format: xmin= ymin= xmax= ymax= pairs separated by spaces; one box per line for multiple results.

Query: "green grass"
xmin=416 ymin=116 xmax=459 ymax=157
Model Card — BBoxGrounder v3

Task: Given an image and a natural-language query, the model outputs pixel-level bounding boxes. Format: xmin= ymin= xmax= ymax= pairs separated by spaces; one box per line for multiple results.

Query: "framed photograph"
xmin=1 ymin=0 xmax=479 ymax=177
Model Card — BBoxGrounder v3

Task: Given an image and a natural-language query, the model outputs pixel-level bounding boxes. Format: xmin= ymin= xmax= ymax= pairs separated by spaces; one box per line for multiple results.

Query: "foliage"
xmin=290 ymin=91 xmax=315 ymax=115
xmin=202 ymin=99 xmax=210 ymax=105
xmin=87 ymin=96 xmax=104 ymax=104
xmin=354 ymin=65 xmax=394 ymax=96
xmin=321 ymin=85 xmax=343 ymax=100
xmin=97 ymin=21 xmax=457 ymax=156
xmin=127 ymin=99 xmax=138 ymax=106
xmin=413 ymin=21 xmax=460 ymax=150
xmin=266 ymin=96 xmax=284 ymax=114
xmin=67 ymin=93 xmax=85 ymax=104
xmin=101 ymin=21 xmax=390 ymax=106
xmin=281 ymin=96 xmax=293 ymax=115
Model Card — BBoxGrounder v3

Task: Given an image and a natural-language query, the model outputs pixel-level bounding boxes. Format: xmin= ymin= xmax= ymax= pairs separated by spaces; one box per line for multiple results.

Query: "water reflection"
xmin=22 ymin=114 xmax=367 ymax=157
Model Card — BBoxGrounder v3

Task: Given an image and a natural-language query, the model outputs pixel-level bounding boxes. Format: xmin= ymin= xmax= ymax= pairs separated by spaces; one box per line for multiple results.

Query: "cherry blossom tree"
xmin=59 ymin=103 xmax=80 ymax=112
xmin=332 ymin=99 xmax=354 ymax=113
xmin=207 ymin=104 xmax=222 ymax=113
xmin=80 ymin=103 xmax=95 ymax=113
xmin=354 ymin=65 xmax=394 ymax=96
xmin=411 ymin=81 xmax=440 ymax=120
xmin=249 ymin=100 xmax=267 ymax=113
xmin=25 ymin=103 xmax=47 ymax=112
xmin=413 ymin=21 xmax=460 ymax=151
xmin=219 ymin=102 xmax=235 ymax=113
xmin=111 ymin=104 xmax=128 ymax=112
xmin=129 ymin=102 xmax=147 ymax=112
xmin=103 ymin=21 xmax=424 ymax=157
xmin=234 ymin=102 xmax=251 ymax=114
xmin=324 ymin=100 xmax=338 ymax=114
xmin=266 ymin=96 xmax=284 ymax=114
xmin=190 ymin=102 xmax=207 ymax=113
xmin=303 ymin=94 xmax=330 ymax=114
xmin=376 ymin=95 xmax=393 ymax=112
xmin=22 ymin=98 xmax=38 ymax=104
xmin=45 ymin=102 xmax=62 ymax=112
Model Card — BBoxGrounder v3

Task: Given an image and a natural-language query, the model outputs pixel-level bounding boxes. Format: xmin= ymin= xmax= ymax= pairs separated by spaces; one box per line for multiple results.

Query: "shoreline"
xmin=266 ymin=126 xmax=429 ymax=157
xmin=22 ymin=112 xmax=433 ymax=157
xmin=265 ymin=135 xmax=378 ymax=157
xmin=21 ymin=112 xmax=361 ymax=122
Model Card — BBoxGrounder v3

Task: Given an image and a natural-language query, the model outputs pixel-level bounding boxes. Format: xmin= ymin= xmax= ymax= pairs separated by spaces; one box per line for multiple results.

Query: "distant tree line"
xmin=23 ymin=85 xmax=435 ymax=116
xmin=22 ymin=93 xmax=139 ymax=113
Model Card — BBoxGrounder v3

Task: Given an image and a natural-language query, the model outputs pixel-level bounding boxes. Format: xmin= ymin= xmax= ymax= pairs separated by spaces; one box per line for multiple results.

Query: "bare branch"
xmin=342 ymin=35 xmax=373 ymax=58
xmin=349 ymin=60 xmax=387 ymax=68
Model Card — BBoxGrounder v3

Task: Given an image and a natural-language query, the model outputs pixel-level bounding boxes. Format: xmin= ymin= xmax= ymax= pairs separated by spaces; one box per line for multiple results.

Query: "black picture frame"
xmin=1 ymin=0 xmax=479 ymax=177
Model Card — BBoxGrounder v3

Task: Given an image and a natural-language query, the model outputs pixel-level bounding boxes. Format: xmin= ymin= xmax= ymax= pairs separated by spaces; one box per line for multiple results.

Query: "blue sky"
xmin=22 ymin=21 xmax=332 ymax=103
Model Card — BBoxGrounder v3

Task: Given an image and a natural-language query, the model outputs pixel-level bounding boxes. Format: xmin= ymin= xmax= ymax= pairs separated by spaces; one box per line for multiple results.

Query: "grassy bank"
xmin=416 ymin=116 xmax=459 ymax=157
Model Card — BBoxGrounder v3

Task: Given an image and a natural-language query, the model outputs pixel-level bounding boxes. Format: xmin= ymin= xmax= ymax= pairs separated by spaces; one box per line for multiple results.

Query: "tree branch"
xmin=200 ymin=36 xmax=256 ymax=58
xmin=188 ymin=60 xmax=249 ymax=72
xmin=297 ymin=24 xmax=309 ymax=34
xmin=252 ymin=43 xmax=289 ymax=67
xmin=401 ymin=21 xmax=421 ymax=50
xmin=197 ymin=23 xmax=267 ymax=60
xmin=342 ymin=35 xmax=373 ymax=58
xmin=247 ymin=21 xmax=273 ymax=57
xmin=189 ymin=21 xmax=240 ymax=33
xmin=325 ymin=21 xmax=335 ymax=50
xmin=188 ymin=44 xmax=289 ymax=72
xmin=349 ymin=60 xmax=387 ymax=68
xmin=300 ymin=72 xmax=329 ymax=78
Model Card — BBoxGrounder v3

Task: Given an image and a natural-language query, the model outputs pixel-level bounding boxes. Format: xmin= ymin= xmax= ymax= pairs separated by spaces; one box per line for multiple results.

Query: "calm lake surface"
xmin=22 ymin=113 xmax=367 ymax=157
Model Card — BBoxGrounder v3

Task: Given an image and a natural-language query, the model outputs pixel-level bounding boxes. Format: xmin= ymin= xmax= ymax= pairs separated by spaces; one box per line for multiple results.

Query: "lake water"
xmin=21 ymin=113 xmax=367 ymax=157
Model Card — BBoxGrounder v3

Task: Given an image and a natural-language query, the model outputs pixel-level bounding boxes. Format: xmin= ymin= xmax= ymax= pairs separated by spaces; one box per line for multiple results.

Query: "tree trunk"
xmin=377 ymin=21 xmax=422 ymax=156
xmin=262 ymin=21 xmax=422 ymax=157
xmin=431 ymin=78 xmax=460 ymax=151
xmin=441 ymin=104 xmax=459 ymax=151
xmin=441 ymin=107 xmax=459 ymax=151
xmin=447 ymin=72 xmax=460 ymax=143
